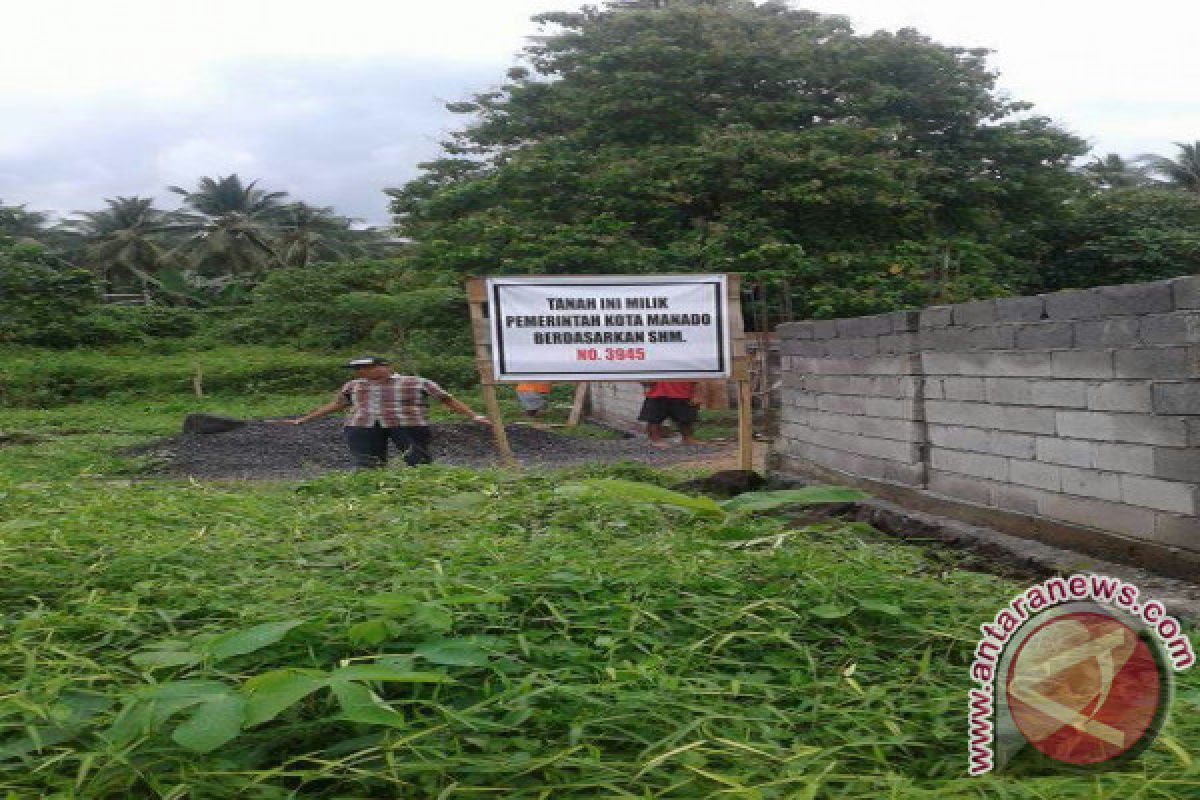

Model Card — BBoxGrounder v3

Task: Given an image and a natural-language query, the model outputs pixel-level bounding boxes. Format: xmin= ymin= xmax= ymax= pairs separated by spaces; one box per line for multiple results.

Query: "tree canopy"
xmin=387 ymin=0 xmax=1087 ymax=318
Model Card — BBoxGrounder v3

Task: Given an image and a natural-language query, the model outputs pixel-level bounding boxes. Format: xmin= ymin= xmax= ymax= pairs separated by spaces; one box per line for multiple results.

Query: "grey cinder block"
xmin=1060 ymin=466 xmax=1122 ymax=502
xmin=928 ymin=470 xmax=995 ymax=505
xmin=1114 ymin=347 xmax=1190 ymax=379
xmin=952 ymin=300 xmax=998 ymax=327
xmin=1154 ymin=448 xmax=1200 ymax=483
xmin=1121 ymin=475 xmax=1196 ymax=514
xmin=1074 ymin=318 xmax=1141 ymax=348
xmin=1052 ymin=350 xmax=1114 ymax=379
xmin=1056 ymin=411 xmax=1188 ymax=445
xmin=1140 ymin=312 xmax=1200 ymax=345
xmin=1010 ymin=459 xmax=1063 ymax=491
xmin=1172 ymin=275 xmax=1200 ymax=310
xmin=776 ymin=321 xmax=816 ymax=339
xmin=1035 ymin=436 xmax=1095 ymax=467
xmin=1087 ymin=382 xmax=1154 ymax=413
xmin=1016 ymin=322 xmax=1074 ymax=350
xmin=1038 ymin=494 xmax=1157 ymax=537
xmin=919 ymin=306 xmax=954 ymax=329
xmin=1152 ymin=383 xmax=1200 ymax=415
xmin=1030 ymin=380 xmax=1088 ymax=408
xmin=995 ymin=295 xmax=1046 ymax=323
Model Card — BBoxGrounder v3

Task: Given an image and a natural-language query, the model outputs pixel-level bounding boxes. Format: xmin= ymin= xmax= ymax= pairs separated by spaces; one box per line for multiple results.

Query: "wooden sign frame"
xmin=466 ymin=274 xmax=752 ymax=470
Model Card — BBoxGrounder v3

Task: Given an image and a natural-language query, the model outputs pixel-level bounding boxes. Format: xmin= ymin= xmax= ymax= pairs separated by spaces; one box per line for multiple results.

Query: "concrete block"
xmin=1056 ymin=411 xmax=1188 ymax=445
xmin=924 ymin=379 xmax=945 ymax=400
xmin=929 ymin=424 xmax=991 ymax=453
xmin=816 ymin=394 xmax=867 ymax=415
xmin=952 ymin=300 xmax=998 ymax=327
xmin=837 ymin=314 xmax=895 ymax=338
xmin=928 ymin=470 xmax=994 ymax=504
xmin=926 ymin=401 xmax=1056 ymax=434
xmin=812 ymin=319 xmax=839 ymax=339
xmin=919 ymin=328 xmax=963 ymax=352
xmin=1051 ymin=350 xmax=1114 ymax=379
xmin=1035 ymin=437 xmax=1094 ymax=468
xmin=1060 ymin=466 xmax=1122 ymax=501
xmin=922 ymin=352 xmax=1055 ymax=378
xmin=985 ymin=378 xmax=1033 ymax=405
xmin=995 ymin=295 xmax=1046 ymax=323
xmin=863 ymin=396 xmax=911 ymax=419
xmin=1044 ymin=281 xmax=1173 ymax=320
xmin=991 ymin=431 xmax=1036 ymax=459
xmin=1121 ymin=475 xmax=1196 ymax=514
xmin=780 ymin=339 xmax=827 ymax=357
xmin=1114 ymin=347 xmax=1190 ymax=379
xmin=919 ymin=305 xmax=953 ymax=329
xmin=877 ymin=332 xmax=921 ymax=354
xmin=1153 ymin=513 xmax=1200 ymax=550
xmin=1140 ymin=312 xmax=1200 ymax=345
xmin=826 ymin=337 xmax=879 ymax=357
xmin=890 ymin=310 xmax=921 ymax=333
xmin=1173 ymin=275 xmax=1200 ymax=310
xmin=1030 ymin=380 xmax=1088 ymax=408
xmin=1010 ymin=459 xmax=1063 ymax=490
xmin=1094 ymin=442 xmax=1155 ymax=475
xmin=1038 ymin=494 xmax=1157 ymax=537
xmin=776 ymin=321 xmax=816 ymax=339
xmin=1087 ymin=382 xmax=1154 ymax=413
xmin=1154 ymin=448 xmax=1200 ymax=483
xmin=1074 ymin=318 xmax=1141 ymax=348
xmin=996 ymin=406 xmax=1059 ymax=434
xmin=1152 ymin=383 xmax=1200 ymax=415
xmin=942 ymin=377 xmax=986 ymax=401
xmin=1016 ymin=323 xmax=1074 ymax=350
xmin=930 ymin=448 xmax=1008 ymax=481
xmin=993 ymin=484 xmax=1044 ymax=514
xmin=964 ymin=325 xmax=1017 ymax=351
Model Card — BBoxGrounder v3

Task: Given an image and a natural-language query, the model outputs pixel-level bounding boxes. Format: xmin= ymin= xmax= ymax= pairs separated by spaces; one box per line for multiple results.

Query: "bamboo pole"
xmin=466 ymin=278 xmax=516 ymax=466
xmin=566 ymin=382 xmax=588 ymax=427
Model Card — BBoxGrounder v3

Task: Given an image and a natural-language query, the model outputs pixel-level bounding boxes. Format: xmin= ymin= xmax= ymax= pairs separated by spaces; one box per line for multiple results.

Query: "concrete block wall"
xmin=587 ymin=382 xmax=647 ymax=432
xmin=773 ymin=276 xmax=1200 ymax=556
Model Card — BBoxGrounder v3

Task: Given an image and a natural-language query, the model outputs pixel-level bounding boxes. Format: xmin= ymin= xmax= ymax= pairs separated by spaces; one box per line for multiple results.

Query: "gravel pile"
xmin=132 ymin=418 xmax=733 ymax=480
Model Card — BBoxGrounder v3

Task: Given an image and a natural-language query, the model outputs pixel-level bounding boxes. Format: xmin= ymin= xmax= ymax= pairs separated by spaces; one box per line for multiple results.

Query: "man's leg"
xmin=671 ymin=399 xmax=701 ymax=444
xmin=638 ymin=398 xmax=669 ymax=447
xmin=391 ymin=426 xmax=434 ymax=467
xmin=344 ymin=424 xmax=388 ymax=468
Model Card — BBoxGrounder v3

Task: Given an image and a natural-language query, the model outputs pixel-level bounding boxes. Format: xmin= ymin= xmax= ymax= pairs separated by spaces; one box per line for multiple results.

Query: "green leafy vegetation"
xmin=0 ymin=397 xmax=1197 ymax=797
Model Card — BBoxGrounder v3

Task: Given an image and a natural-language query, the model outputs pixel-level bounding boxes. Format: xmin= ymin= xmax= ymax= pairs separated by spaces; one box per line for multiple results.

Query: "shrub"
xmin=0 ymin=238 xmax=99 ymax=346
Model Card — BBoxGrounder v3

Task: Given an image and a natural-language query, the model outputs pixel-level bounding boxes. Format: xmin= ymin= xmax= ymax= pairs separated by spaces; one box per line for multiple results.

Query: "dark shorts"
xmin=638 ymin=397 xmax=698 ymax=425
xmin=344 ymin=423 xmax=433 ymax=468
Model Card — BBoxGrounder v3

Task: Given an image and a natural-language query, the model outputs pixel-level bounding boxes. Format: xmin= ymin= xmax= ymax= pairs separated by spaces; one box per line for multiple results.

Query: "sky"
xmin=1 ymin=0 xmax=1196 ymax=226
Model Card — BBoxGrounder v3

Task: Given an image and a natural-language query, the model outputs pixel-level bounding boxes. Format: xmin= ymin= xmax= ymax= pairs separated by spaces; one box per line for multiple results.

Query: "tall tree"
xmin=275 ymin=202 xmax=367 ymax=268
xmin=0 ymin=200 xmax=51 ymax=241
xmin=1141 ymin=141 xmax=1200 ymax=192
xmin=387 ymin=0 xmax=1085 ymax=316
xmin=169 ymin=174 xmax=287 ymax=277
xmin=61 ymin=196 xmax=174 ymax=290
xmin=1081 ymin=154 xmax=1148 ymax=189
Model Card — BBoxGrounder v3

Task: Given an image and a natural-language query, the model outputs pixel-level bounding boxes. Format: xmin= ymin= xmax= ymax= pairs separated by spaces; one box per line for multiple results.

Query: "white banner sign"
xmin=487 ymin=274 xmax=732 ymax=380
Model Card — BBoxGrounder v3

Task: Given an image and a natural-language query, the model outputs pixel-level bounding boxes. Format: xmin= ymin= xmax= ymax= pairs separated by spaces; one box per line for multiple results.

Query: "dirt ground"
xmin=133 ymin=418 xmax=739 ymax=480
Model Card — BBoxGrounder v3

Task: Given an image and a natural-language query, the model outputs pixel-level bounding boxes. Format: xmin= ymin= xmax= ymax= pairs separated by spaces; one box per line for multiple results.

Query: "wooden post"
xmin=466 ymin=278 xmax=517 ymax=466
xmin=727 ymin=274 xmax=754 ymax=471
xmin=191 ymin=362 xmax=204 ymax=398
xmin=566 ymin=382 xmax=588 ymax=427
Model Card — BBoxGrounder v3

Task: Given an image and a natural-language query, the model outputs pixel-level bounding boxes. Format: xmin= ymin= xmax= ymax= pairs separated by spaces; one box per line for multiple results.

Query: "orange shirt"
xmin=644 ymin=381 xmax=697 ymax=400
xmin=515 ymin=382 xmax=552 ymax=394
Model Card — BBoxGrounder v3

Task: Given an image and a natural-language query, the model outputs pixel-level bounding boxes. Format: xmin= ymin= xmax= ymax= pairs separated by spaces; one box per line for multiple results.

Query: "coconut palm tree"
xmin=1140 ymin=141 xmax=1200 ymax=193
xmin=61 ymin=196 xmax=175 ymax=290
xmin=0 ymin=200 xmax=51 ymax=242
xmin=1080 ymin=153 xmax=1148 ymax=189
xmin=168 ymin=174 xmax=288 ymax=277
xmin=275 ymin=202 xmax=368 ymax=267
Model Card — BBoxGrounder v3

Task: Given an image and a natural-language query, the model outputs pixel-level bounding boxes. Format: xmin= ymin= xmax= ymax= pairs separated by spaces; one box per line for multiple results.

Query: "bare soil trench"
xmin=129 ymin=417 xmax=735 ymax=480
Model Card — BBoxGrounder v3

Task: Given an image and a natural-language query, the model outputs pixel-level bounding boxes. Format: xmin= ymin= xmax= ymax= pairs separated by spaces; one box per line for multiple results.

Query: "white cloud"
xmin=1 ymin=0 xmax=1196 ymax=223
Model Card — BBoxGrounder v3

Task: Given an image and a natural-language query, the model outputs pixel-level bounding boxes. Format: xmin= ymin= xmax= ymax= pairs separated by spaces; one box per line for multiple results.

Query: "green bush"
xmin=75 ymin=305 xmax=204 ymax=344
xmin=0 ymin=345 xmax=478 ymax=407
xmin=0 ymin=238 xmax=99 ymax=347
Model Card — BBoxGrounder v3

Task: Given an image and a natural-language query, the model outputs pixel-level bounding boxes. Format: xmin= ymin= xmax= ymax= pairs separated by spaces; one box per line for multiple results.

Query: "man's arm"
xmin=440 ymin=394 xmax=490 ymax=424
xmin=290 ymin=391 xmax=350 ymax=425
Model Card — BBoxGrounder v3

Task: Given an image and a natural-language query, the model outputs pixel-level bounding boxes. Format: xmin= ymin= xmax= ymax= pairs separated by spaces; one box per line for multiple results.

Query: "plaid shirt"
xmin=340 ymin=374 xmax=450 ymax=427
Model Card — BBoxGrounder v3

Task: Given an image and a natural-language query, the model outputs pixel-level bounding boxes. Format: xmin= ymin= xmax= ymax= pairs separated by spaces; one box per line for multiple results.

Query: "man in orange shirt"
xmin=638 ymin=381 xmax=701 ymax=446
xmin=515 ymin=382 xmax=553 ymax=417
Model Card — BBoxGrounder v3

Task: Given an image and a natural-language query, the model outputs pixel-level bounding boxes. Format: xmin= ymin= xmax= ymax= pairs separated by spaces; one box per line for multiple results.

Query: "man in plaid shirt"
xmin=290 ymin=356 xmax=490 ymax=468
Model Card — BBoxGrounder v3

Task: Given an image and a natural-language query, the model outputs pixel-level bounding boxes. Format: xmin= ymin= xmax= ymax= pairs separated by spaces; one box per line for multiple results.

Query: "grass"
xmin=1 ymin=395 xmax=1198 ymax=797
